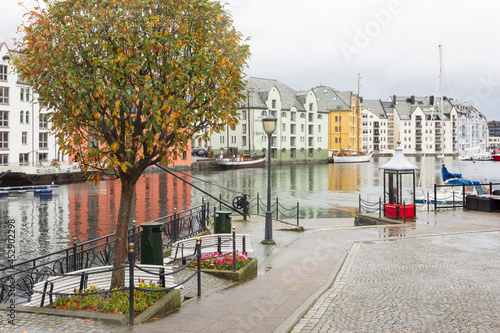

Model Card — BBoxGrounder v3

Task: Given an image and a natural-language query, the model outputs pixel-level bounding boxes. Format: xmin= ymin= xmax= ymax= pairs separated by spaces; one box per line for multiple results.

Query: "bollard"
xmin=128 ymin=243 xmax=135 ymax=326
xmin=196 ymin=238 xmax=201 ymax=297
xmin=257 ymin=192 xmax=260 ymax=214
xmin=232 ymin=226 xmax=236 ymax=272
xmin=379 ymin=196 xmax=382 ymax=218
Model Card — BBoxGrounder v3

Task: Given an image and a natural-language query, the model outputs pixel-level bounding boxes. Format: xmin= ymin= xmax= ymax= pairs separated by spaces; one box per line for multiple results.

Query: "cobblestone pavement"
xmin=291 ymin=232 xmax=500 ymax=333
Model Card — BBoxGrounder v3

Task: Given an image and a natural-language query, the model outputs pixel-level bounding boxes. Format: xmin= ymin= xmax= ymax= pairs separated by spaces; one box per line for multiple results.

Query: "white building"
xmin=361 ymin=100 xmax=389 ymax=153
xmin=203 ymin=77 xmax=329 ymax=162
xmin=0 ymin=42 xmax=65 ymax=171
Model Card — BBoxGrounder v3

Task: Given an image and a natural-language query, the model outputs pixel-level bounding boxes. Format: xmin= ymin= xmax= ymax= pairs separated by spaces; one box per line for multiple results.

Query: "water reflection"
xmin=0 ymin=155 xmax=470 ymax=261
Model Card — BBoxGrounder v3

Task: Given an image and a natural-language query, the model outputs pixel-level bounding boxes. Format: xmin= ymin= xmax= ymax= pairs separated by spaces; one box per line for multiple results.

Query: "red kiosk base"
xmin=385 ymin=203 xmax=415 ymax=219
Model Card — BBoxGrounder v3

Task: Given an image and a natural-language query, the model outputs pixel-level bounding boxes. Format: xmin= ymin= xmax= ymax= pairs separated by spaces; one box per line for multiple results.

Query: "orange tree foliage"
xmin=14 ymin=0 xmax=250 ymax=288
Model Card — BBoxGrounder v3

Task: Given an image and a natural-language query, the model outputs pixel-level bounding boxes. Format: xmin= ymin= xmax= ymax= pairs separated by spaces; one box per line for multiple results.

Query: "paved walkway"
xmin=2 ymin=210 xmax=500 ymax=332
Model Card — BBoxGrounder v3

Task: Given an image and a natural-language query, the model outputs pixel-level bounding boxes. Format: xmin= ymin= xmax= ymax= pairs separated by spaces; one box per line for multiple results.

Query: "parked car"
xmin=198 ymin=149 xmax=208 ymax=157
xmin=191 ymin=147 xmax=204 ymax=156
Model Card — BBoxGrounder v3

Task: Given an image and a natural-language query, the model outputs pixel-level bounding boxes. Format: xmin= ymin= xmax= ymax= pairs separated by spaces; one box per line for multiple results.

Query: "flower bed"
xmin=52 ymin=279 xmax=166 ymax=315
xmin=187 ymin=252 xmax=257 ymax=282
xmin=188 ymin=251 xmax=250 ymax=271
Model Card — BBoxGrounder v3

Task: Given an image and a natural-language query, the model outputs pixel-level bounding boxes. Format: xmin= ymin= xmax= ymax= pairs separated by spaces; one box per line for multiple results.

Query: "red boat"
xmin=493 ymin=150 xmax=500 ymax=161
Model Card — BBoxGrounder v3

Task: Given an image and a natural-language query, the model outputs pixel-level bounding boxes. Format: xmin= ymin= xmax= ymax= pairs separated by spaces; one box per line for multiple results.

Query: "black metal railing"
xmin=0 ymin=202 xmax=211 ymax=304
xmin=214 ymin=192 xmax=301 ymax=225
xmin=1 ymin=241 xmax=202 ymax=326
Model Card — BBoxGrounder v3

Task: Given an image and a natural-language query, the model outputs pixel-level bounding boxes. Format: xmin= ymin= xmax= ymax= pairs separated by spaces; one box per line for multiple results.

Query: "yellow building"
xmin=314 ymin=86 xmax=362 ymax=156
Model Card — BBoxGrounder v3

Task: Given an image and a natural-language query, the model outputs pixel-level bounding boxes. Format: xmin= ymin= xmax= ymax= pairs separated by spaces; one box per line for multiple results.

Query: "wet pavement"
xmin=1 ymin=209 xmax=500 ymax=332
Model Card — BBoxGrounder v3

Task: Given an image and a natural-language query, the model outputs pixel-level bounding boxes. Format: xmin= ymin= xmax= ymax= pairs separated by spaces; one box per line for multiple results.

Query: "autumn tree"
xmin=14 ymin=0 xmax=250 ymax=288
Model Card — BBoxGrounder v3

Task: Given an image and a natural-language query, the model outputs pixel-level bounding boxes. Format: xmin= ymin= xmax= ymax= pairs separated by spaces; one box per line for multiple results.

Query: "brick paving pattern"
xmin=291 ymin=232 xmax=500 ymax=333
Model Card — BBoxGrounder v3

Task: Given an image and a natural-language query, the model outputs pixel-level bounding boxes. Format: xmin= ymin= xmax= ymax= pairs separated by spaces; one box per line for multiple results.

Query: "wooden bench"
xmin=25 ymin=264 xmax=177 ymax=307
xmin=167 ymin=233 xmax=253 ymax=263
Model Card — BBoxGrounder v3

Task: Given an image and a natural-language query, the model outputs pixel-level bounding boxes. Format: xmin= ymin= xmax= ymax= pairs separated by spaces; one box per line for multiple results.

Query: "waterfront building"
xmin=361 ymin=100 xmax=389 ymax=153
xmin=0 ymin=42 xmax=64 ymax=169
xmin=453 ymin=100 xmax=488 ymax=154
xmin=204 ymin=77 xmax=329 ymax=163
xmin=488 ymin=120 xmax=500 ymax=150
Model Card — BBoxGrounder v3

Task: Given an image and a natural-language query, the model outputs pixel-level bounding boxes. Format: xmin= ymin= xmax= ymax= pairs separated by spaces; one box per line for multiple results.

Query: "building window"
xmin=242 ymin=136 xmax=246 ymax=146
xmin=261 ymin=111 xmax=267 ymax=117
xmin=301 ymin=124 xmax=304 ymax=132
xmin=25 ymin=110 xmax=29 ymax=124
xmin=0 ymin=132 xmax=8 ymax=148
xmin=242 ymin=124 xmax=247 ymax=134
xmin=318 ymin=125 xmax=321 ymax=133
xmin=22 ymin=131 xmax=27 ymax=144
xmin=0 ymin=65 xmax=7 ymax=81
xmin=0 ymin=111 xmax=8 ymax=127
xmin=282 ymin=123 xmax=286 ymax=132
xmin=19 ymin=153 xmax=29 ymax=166
xmin=271 ymin=99 xmax=276 ymax=109
xmin=0 ymin=87 xmax=9 ymax=104
xmin=20 ymin=110 xmax=24 ymax=124
xmin=220 ymin=136 xmax=224 ymax=144
xmin=20 ymin=88 xmax=25 ymax=102
xmin=241 ymin=110 xmax=247 ymax=120
xmin=39 ymin=114 xmax=48 ymax=129
xmin=308 ymin=113 xmax=313 ymax=122
xmin=39 ymin=152 xmax=48 ymax=162
xmin=0 ymin=154 xmax=7 ymax=165
xmin=291 ymin=112 xmax=296 ymax=121
xmin=39 ymin=132 xmax=48 ymax=149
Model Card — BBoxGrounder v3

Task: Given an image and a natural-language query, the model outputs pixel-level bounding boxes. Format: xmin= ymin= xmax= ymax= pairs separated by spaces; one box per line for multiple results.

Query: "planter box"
xmin=198 ymin=258 xmax=258 ymax=283
xmin=384 ymin=203 xmax=415 ymax=219
xmin=0 ymin=289 xmax=180 ymax=326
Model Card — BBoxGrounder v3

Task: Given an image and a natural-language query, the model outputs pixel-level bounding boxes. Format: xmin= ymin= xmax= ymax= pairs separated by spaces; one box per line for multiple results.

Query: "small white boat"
xmin=216 ymin=155 xmax=266 ymax=170
xmin=329 ymin=150 xmax=372 ymax=163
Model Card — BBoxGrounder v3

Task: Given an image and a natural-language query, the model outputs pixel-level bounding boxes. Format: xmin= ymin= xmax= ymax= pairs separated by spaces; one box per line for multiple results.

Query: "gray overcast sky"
xmin=2 ymin=0 xmax=499 ymax=121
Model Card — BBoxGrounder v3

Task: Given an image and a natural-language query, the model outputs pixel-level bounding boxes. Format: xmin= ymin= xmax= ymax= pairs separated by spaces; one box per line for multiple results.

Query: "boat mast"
xmin=439 ymin=45 xmax=444 ymax=157
xmin=357 ymin=73 xmax=361 ymax=152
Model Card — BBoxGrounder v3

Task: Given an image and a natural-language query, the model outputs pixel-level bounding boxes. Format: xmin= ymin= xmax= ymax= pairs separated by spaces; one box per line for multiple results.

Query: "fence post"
xmin=403 ymin=200 xmax=406 ymax=224
xmin=358 ymin=194 xmax=361 ymax=214
xmin=379 ymin=196 xmax=382 ymax=218
xmin=219 ymin=192 xmax=222 ymax=210
xmin=128 ymin=243 xmax=135 ymax=326
xmin=257 ymin=192 xmax=260 ymax=214
xmin=72 ymin=236 xmax=78 ymax=272
xmin=427 ymin=191 xmax=430 ymax=212
xmin=196 ymin=238 xmax=201 ymax=297
xmin=434 ymin=184 xmax=437 ymax=211
xmin=275 ymin=195 xmax=279 ymax=220
xmin=201 ymin=199 xmax=206 ymax=230
xmin=232 ymin=226 xmax=236 ymax=272
xmin=462 ymin=184 xmax=466 ymax=209
xmin=172 ymin=208 xmax=179 ymax=243
xmin=297 ymin=200 xmax=300 ymax=226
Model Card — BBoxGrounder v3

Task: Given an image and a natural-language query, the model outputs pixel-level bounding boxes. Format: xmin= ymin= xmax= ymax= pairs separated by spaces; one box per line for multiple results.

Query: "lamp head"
xmin=262 ymin=114 xmax=277 ymax=136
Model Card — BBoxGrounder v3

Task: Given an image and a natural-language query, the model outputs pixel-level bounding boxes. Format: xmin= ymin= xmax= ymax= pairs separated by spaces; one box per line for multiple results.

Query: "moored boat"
xmin=216 ymin=155 xmax=266 ymax=170
xmin=492 ymin=150 xmax=500 ymax=161
xmin=329 ymin=150 xmax=372 ymax=163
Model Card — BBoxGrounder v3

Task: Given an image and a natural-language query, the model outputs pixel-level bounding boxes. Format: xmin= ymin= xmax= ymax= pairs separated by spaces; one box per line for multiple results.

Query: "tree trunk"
xmin=110 ymin=177 xmax=136 ymax=289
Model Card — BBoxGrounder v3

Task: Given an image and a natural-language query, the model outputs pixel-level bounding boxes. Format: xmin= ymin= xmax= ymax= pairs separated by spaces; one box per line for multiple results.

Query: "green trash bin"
xmin=215 ymin=211 xmax=232 ymax=233
xmin=140 ymin=223 xmax=164 ymax=265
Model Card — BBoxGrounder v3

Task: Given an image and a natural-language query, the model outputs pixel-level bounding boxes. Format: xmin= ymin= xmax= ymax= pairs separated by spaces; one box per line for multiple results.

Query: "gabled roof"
xmin=244 ymin=77 xmax=305 ymax=111
xmin=362 ymin=99 xmax=386 ymax=118
xmin=313 ymin=86 xmax=351 ymax=112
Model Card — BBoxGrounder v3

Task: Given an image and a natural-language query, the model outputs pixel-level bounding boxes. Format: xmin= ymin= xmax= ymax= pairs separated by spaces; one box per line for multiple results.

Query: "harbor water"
xmin=0 ymin=155 xmax=497 ymax=262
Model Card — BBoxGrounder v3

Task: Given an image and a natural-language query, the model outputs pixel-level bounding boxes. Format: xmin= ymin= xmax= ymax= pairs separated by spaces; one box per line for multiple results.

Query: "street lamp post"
xmin=262 ymin=114 xmax=277 ymax=245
